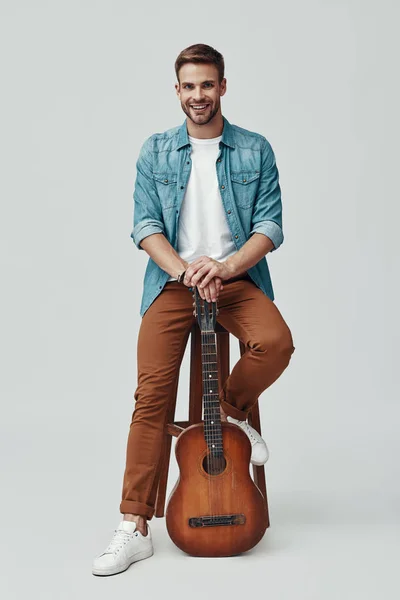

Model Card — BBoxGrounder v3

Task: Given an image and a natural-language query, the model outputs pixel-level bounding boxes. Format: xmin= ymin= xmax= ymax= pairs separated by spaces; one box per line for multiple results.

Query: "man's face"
xmin=175 ymin=63 xmax=226 ymax=126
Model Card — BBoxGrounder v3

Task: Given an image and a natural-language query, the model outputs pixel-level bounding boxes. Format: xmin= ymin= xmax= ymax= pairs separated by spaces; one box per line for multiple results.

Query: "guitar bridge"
xmin=188 ymin=514 xmax=246 ymax=527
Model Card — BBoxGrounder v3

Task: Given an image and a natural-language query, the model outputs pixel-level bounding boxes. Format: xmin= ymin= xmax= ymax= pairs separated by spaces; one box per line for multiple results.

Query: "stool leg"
xmin=217 ymin=330 xmax=230 ymax=389
xmin=248 ymin=399 xmax=270 ymax=527
xmin=238 ymin=340 xmax=270 ymax=527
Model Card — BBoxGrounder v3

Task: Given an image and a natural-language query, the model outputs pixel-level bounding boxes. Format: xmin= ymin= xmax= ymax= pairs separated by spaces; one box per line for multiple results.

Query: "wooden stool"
xmin=154 ymin=321 xmax=270 ymax=527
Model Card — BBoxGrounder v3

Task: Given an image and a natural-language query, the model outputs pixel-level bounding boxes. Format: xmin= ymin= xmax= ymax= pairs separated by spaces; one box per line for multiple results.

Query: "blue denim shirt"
xmin=131 ymin=115 xmax=284 ymax=317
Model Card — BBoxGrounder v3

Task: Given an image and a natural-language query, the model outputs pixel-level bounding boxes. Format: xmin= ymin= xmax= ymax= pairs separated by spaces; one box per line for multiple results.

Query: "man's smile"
xmin=190 ymin=103 xmax=210 ymax=112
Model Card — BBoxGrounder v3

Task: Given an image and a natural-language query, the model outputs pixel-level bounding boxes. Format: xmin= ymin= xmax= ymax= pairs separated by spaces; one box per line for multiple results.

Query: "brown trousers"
xmin=120 ymin=274 xmax=295 ymax=519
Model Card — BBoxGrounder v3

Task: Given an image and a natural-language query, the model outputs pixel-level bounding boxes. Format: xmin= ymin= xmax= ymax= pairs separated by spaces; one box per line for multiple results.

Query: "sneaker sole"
xmin=92 ymin=546 xmax=154 ymax=576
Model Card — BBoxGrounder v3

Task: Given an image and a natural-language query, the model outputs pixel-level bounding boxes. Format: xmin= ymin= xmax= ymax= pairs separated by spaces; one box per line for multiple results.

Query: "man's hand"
xmin=184 ymin=256 xmax=234 ymax=290
xmin=182 ymin=256 xmax=235 ymax=303
xmin=183 ymin=273 xmax=223 ymax=303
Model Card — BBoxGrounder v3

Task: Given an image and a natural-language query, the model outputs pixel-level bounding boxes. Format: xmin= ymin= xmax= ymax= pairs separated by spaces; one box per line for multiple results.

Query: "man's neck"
xmin=186 ymin=112 xmax=224 ymax=139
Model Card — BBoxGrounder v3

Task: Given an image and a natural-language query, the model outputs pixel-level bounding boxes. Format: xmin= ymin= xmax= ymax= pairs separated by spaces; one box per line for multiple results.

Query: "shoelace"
xmin=238 ymin=420 xmax=258 ymax=445
xmin=105 ymin=529 xmax=134 ymax=554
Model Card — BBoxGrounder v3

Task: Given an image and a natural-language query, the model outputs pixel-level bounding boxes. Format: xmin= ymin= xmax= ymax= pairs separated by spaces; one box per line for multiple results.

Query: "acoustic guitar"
xmin=165 ymin=286 xmax=269 ymax=557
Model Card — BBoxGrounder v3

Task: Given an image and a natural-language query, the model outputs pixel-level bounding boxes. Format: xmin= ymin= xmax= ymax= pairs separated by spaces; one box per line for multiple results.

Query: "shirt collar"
xmin=176 ymin=114 xmax=235 ymax=150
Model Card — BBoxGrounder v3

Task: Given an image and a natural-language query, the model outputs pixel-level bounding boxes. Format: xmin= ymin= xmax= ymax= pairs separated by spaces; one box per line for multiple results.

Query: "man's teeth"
xmin=192 ymin=104 xmax=208 ymax=110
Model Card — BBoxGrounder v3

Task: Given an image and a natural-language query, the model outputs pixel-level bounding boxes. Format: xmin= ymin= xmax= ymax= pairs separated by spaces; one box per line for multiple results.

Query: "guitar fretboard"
xmin=201 ymin=330 xmax=223 ymax=455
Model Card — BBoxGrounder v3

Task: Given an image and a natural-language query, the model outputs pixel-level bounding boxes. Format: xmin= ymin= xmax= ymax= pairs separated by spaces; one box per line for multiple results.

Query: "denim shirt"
xmin=131 ymin=115 xmax=284 ymax=317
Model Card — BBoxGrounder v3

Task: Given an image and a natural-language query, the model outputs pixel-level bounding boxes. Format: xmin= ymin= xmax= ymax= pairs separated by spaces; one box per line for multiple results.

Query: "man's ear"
xmin=220 ymin=78 xmax=227 ymax=97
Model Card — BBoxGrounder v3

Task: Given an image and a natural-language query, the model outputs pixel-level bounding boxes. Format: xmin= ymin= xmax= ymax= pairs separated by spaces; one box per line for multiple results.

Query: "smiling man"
xmin=92 ymin=43 xmax=295 ymax=576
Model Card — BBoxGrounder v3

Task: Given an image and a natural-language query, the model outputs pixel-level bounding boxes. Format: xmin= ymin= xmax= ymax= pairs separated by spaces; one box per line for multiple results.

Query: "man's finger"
xmin=199 ymin=270 xmax=216 ymax=288
xmin=208 ymin=279 xmax=217 ymax=302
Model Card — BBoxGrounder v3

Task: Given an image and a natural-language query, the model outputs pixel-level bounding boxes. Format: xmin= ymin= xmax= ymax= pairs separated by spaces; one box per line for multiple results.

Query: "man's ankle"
xmin=220 ymin=407 xmax=228 ymax=422
xmin=123 ymin=513 xmax=148 ymax=536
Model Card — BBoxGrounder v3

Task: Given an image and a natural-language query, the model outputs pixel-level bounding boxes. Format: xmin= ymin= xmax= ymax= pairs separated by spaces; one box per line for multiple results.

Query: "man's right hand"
xmin=183 ymin=274 xmax=223 ymax=303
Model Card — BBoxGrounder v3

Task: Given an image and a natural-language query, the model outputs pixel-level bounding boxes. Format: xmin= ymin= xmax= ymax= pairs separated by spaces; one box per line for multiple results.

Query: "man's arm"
xmin=131 ymin=136 xmax=167 ymax=252
xmin=140 ymin=233 xmax=189 ymax=279
xmin=222 ymin=138 xmax=283 ymax=278
xmin=248 ymin=137 xmax=284 ymax=252
xmin=130 ymin=136 xmax=188 ymax=278
xmin=224 ymin=232 xmax=274 ymax=278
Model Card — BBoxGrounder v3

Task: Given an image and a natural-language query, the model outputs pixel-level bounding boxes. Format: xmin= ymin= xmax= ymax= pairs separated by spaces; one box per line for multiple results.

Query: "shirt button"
xmin=180 ymin=186 xmax=184 ymax=189
xmin=164 ymin=179 xmax=168 ymax=183
xmin=221 ymin=185 xmax=225 ymax=189
xmin=243 ymin=179 xmax=247 ymax=182
xmin=235 ymin=235 xmax=238 ymax=239
xmin=186 ymin=161 xmax=190 ymax=164
xmin=217 ymin=158 xmax=221 ymax=162
xmin=159 ymin=285 xmax=162 ymax=289
xmin=227 ymin=210 xmax=231 ymax=214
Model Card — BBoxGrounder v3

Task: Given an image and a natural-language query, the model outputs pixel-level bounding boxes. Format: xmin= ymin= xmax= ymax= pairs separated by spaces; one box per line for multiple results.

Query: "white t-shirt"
xmin=167 ymin=134 xmax=237 ymax=281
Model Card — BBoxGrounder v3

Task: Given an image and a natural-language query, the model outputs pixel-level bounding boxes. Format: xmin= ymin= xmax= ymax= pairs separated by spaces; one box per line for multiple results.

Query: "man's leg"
xmin=119 ymin=282 xmax=195 ymax=532
xmin=216 ymin=277 xmax=295 ymax=420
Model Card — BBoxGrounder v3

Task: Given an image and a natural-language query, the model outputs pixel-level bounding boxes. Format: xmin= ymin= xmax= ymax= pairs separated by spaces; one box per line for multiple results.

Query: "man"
xmin=92 ymin=43 xmax=295 ymax=576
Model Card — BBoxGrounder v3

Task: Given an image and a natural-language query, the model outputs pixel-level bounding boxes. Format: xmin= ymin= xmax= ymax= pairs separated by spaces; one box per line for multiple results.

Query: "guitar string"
xmin=202 ymin=316 xmax=214 ymax=517
xmin=212 ymin=327 xmax=222 ymax=520
xmin=204 ymin=326 xmax=217 ymax=520
xmin=198 ymin=290 xmax=213 ymax=519
xmin=213 ymin=327 xmax=223 ymax=520
xmin=214 ymin=306 xmax=224 ymax=518
xmin=204 ymin=327 xmax=216 ymax=519
xmin=200 ymin=293 xmax=216 ymax=519
xmin=199 ymin=289 xmax=226 ymax=522
xmin=202 ymin=298 xmax=221 ymax=520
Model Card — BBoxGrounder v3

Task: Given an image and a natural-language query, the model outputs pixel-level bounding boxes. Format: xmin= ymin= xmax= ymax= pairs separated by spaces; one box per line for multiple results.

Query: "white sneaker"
xmin=92 ymin=519 xmax=153 ymax=576
xmin=227 ymin=416 xmax=269 ymax=465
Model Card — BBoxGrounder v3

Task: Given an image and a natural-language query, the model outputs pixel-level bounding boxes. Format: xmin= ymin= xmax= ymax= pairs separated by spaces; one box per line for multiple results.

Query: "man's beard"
xmin=181 ymin=100 xmax=220 ymax=125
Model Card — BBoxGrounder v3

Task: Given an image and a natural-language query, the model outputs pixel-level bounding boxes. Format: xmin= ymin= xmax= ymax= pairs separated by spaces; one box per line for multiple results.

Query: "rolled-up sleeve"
xmin=130 ymin=136 xmax=166 ymax=250
xmin=249 ymin=137 xmax=284 ymax=253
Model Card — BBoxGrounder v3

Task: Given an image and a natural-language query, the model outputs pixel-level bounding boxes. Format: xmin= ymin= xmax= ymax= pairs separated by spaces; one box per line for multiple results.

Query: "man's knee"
xmin=278 ymin=327 xmax=295 ymax=361
xmin=256 ymin=327 xmax=295 ymax=361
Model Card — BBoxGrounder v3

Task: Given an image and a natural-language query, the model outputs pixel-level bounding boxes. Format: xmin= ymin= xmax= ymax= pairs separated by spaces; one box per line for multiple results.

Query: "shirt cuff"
xmin=131 ymin=221 xmax=165 ymax=250
xmin=249 ymin=220 xmax=284 ymax=252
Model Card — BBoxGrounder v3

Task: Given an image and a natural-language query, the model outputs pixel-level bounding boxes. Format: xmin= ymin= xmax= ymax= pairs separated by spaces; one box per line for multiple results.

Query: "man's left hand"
xmin=184 ymin=256 xmax=234 ymax=288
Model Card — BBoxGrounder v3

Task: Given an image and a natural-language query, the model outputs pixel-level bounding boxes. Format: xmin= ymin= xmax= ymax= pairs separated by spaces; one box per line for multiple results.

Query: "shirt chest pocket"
xmin=230 ymin=170 xmax=260 ymax=209
xmin=153 ymin=172 xmax=178 ymax=209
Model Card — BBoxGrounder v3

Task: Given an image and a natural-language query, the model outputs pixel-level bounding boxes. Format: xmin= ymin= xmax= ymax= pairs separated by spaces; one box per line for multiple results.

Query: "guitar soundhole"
xmin=202 ymin=453 xmax=227 ymax=475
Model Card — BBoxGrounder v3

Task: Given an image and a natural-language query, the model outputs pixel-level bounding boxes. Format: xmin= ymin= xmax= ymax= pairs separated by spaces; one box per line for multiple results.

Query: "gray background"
xmin=1 ymin=0 xmax=399 ymax=598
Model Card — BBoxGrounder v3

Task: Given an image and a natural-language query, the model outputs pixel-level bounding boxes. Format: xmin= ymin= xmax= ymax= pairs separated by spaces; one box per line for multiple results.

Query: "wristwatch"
xmin=177 ymin=270 xmax=186 ymax=284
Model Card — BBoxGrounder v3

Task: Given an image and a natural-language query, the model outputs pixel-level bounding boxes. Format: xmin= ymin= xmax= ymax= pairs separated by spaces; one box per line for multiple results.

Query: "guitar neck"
xmin=201 ymin=329 xmax=223 ymax=456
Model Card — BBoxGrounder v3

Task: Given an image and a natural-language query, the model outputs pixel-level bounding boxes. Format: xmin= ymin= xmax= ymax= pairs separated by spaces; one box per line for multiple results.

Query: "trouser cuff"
xmin=219 ymin=396 xmax=248 ymax=421
xmin=120 ymin=499 xmax=155 ymax=520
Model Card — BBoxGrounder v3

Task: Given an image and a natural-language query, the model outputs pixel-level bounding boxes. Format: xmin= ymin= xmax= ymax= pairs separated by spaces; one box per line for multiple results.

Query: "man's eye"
xmin=183 ymin=83 xmax=212 ymax=89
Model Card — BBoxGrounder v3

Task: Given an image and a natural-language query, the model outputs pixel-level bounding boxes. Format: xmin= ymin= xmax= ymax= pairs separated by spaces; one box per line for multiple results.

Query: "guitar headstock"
xmin=192 ymin=286 xmax=219 ymax=332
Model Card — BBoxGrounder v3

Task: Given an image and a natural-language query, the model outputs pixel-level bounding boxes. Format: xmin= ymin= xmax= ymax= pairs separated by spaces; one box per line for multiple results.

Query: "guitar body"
xmin=165 ymin=421 xmax=269 ymax=557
